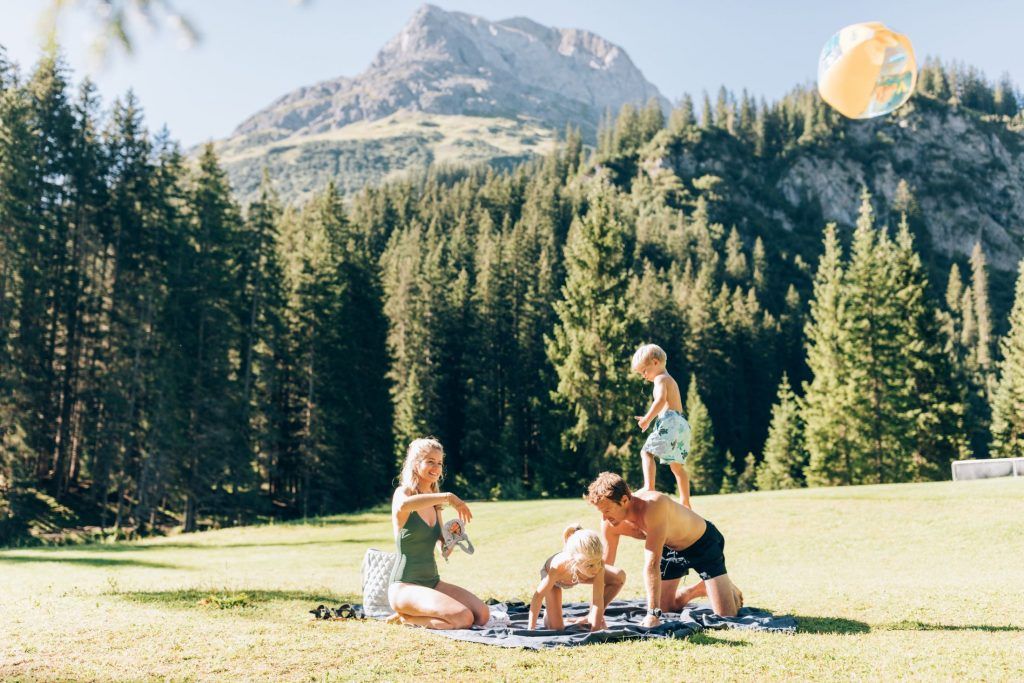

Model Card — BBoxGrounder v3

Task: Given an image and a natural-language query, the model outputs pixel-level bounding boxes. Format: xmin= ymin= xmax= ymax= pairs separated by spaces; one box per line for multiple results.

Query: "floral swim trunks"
xmin=642 ymin=410 xmax=691 ymax=465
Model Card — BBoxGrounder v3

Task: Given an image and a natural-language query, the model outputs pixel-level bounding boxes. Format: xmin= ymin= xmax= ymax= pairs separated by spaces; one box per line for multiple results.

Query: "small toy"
xmin=440 ymin=518 xmax=475 ymax=561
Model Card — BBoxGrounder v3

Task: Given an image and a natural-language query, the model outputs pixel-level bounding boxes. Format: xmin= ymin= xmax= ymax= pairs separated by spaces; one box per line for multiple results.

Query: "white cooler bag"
xmin=361 ymin=548 xmax=405 ymax=618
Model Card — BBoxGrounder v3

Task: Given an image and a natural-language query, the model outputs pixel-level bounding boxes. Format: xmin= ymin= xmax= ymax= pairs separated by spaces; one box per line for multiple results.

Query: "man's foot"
xmin=675 ymin=581 xmax=707 ymax=609
xmin=566 ymin=615 xmax=589 ymax=625
xmin=385 ymin=613 xmax=406 ymax=625
xmin=733 ymin=586 xmax=744 ymax=609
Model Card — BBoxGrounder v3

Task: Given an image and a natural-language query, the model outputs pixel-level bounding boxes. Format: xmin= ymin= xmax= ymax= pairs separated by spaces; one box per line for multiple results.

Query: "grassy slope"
xmin=1 ymin=478 xmax=1022 ymax=681
xmin=214 ymin=112 xmax=559 ymax=203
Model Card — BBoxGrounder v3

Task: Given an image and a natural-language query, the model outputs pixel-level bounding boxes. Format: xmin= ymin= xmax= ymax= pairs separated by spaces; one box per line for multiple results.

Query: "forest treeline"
xmin=2 ymin=49 xmax=1023 ymax=541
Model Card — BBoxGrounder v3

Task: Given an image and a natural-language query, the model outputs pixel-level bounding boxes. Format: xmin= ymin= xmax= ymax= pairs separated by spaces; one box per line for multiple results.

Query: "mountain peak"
xmin=220 ymin=6 xmax=668 ymax=200
xmin=233 ymin=6 xmax=666 ymax=140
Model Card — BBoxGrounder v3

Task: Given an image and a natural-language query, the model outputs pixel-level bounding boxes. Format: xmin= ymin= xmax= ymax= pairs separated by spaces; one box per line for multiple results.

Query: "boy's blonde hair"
xmin=631 ymin=343 xmax=667 ymax=370
xmin=399 ymin=437 xmax=444 ymax=495
xmin=562 ymin=523 xmax=604 ymax=582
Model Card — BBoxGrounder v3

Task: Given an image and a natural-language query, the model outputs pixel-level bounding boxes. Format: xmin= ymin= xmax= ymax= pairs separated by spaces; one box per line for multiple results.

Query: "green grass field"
xmin=2 ymin=478 xmax=1022 ymax=681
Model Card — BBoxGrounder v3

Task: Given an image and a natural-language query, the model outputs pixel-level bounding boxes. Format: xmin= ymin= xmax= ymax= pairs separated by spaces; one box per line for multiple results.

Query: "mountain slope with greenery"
xmin=4 ymin=43 xmax=1024 ymax=540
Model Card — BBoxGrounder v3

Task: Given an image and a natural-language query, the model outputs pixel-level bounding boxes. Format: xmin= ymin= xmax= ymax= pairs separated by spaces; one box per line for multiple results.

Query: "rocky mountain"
xmin=638 ymin=96 xmax=1024 ymax=273
xmin=215 ymin=4 xmax=668 ymax=203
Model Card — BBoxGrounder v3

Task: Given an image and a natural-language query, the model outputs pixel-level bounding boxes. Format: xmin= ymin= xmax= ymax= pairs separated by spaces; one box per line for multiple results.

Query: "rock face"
xmin=646 ymin=98 xmax=1024 ymax=271
xmin=216 ymin=4 xmax=668 ymax=203
xmin=233 ymin=4 xmax=667 ymax=142
xmin=774 ymin=105 xmax=1024 ymax=270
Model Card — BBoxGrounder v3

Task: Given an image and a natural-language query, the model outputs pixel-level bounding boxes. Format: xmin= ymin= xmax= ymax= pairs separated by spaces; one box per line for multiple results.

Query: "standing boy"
xmin=632 ymin=344 xmax=691 ymax=508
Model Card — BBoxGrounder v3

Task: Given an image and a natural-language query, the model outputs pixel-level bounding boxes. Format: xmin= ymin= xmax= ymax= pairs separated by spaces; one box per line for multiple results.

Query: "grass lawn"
xmin=2 ymin=478 xmax=1023 ymax=681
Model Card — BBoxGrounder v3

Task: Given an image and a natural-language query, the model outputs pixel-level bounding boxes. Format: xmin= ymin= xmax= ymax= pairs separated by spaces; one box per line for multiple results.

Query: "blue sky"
xmin=1 ymin=1 xmax=1021 ymax=147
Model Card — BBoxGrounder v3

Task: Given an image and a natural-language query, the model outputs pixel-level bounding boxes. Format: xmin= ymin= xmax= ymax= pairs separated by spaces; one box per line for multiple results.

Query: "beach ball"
xmin=817 ymin=22 xmax=917 ymax=119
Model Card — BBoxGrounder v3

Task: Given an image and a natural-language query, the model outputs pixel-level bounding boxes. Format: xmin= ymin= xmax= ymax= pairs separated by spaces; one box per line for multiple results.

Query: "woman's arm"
xmin=528 ymin=574 xmax=553 ymax=630
xmin=393 ymin=489 xmax=472 ymax=522
xmin=394 ymin=489 xmax=450 ymax=514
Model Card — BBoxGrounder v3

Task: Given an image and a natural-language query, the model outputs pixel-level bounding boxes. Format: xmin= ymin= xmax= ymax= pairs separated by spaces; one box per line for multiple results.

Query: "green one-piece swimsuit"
xmin=392 ymin=509 xmax=441 ymax=588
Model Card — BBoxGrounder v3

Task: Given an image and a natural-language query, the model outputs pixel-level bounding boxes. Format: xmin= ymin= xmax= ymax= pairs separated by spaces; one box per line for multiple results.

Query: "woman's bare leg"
xmin=434 ymin=580 xmax=490 ymax=626
xmin=388 ymin=582 xmax=474 ymax=629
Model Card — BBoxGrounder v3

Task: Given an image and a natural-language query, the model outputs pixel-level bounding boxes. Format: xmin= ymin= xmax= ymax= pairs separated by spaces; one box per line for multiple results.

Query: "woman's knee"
xmin=449 ymin=606 xmax=475 ymax=629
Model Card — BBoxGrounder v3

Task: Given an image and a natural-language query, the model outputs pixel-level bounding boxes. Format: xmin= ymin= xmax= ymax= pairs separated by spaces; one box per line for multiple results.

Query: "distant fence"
xmin=951 ymin=457 xmax=1024 ymax=481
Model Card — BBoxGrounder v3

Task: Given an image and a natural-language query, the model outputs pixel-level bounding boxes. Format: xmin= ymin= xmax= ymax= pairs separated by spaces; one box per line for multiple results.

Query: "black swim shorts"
xmin=659 ymin=520 xmax=727 ymax=581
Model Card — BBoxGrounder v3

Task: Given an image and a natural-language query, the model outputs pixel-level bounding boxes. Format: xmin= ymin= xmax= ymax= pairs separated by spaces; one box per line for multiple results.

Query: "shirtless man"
xmin=586 ymin=471 xmax=744 ymax=628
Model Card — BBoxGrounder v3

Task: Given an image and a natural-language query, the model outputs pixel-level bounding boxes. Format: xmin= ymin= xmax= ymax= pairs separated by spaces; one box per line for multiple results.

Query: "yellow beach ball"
xmin=817 ymin=22 xmax=917 ymax=119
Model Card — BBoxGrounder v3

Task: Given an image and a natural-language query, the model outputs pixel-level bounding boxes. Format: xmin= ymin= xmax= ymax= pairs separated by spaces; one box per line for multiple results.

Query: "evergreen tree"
xmin=700 ymin=90 xmax=714 ymax=129
xmin=178 ymin=144 xmax=246 ymax=530
xmin=802 ymin=224 xmax=854 ymax=486
xmin=892 ymin=218 xmax=969 ymax=477
xmin=638 ymin=98 xmax=665 ymax=145
xmin=757 ymin=373 xmax=806 ymax=489
xmin=669 ymin=95 xmax=696 ymax=135
xmin=737 ymin=452 xmax=757 ymax=492
xmin=990 ymin=259 xmax=1024 ymax=457
xmin=685 ymin=374 xmax=721 ymax=494
xmin=970 ymin=243 xmax=993 ymax=373
xmin=842 ymin=193 xmax=912 ymax=483
xmin=719 ymin=451 xmax=737 ymax=493
xmin=547 ymin=178 xmax=636 ymax=478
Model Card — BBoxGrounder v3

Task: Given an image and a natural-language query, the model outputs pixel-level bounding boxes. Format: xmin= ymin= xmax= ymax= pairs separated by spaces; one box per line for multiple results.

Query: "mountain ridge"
xmin=214 ymin=4 xmax=669 ymax=203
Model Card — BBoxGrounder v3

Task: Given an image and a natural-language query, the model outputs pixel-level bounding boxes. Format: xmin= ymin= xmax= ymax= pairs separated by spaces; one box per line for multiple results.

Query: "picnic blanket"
xmin=372 ymin=599 xmax=797 ymax=649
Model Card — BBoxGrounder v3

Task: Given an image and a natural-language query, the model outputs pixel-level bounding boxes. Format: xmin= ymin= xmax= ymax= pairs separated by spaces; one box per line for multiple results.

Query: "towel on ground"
xmin=379 ymin=599 xmax=797 ymax=649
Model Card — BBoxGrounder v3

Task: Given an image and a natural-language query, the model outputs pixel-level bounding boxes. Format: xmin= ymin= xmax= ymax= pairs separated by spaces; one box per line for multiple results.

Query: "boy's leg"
xmin=641 ymin=450 xmax=657 ymax=491
xmin=669 ymin=462 xmax=691 ymax=509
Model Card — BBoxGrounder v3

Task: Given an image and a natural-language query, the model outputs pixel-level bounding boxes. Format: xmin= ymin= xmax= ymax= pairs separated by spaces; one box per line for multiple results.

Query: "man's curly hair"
xmin=586 ymin=472 xmax=632 ymax=505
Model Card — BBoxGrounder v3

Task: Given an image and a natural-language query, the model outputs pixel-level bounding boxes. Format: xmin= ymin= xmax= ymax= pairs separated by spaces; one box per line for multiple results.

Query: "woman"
xmin=387 ymin=437 xmax=489 ymax=629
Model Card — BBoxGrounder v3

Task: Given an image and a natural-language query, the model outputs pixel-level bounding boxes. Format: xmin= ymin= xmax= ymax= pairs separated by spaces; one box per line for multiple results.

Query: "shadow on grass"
xmin=118 ymin=537 xmax=388 ymax=551
xmin=116 ymin=589 xmax=360 ymax=610
xmin=792 ymin=615 xmax=871 ymax=634
xmin=285 ymin=515 xmax=389 ymax=528
xmin=0 ymin=554 xmax=181 ymax=569
xmin=11 ymin=536 xmax=389 ymax=553
xmin=886 ymin=620 xmax=1024 ymax=633
xmin=689 ymin=632 xmax=752 ymax=647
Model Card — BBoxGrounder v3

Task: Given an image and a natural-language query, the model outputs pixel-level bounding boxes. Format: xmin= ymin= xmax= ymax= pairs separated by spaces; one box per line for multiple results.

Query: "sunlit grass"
xmin=1 ymin=478 xmax=1022 ymax=681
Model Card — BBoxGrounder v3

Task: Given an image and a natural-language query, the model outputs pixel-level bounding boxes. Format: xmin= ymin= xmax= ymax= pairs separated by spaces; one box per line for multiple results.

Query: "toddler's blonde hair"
xmin=631 ymin=343 xmax=667 ymax=370
xmin=562 ymin=524 xmax=604 ymax=582
xmin=399 ymin=437 xmax=444 ymax=496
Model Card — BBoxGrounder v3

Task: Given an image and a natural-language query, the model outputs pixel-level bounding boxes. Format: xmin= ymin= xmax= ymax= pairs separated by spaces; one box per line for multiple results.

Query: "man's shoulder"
xmin=634 ymin=490 xmax=670 ymax=519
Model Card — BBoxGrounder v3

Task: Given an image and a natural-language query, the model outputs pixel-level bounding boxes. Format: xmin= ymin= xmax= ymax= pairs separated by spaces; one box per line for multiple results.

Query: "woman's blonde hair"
xmin=562 ymin=524 xmax=604 ymax=582
xmin=399 ymin=437 xmax=444 ymax=495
